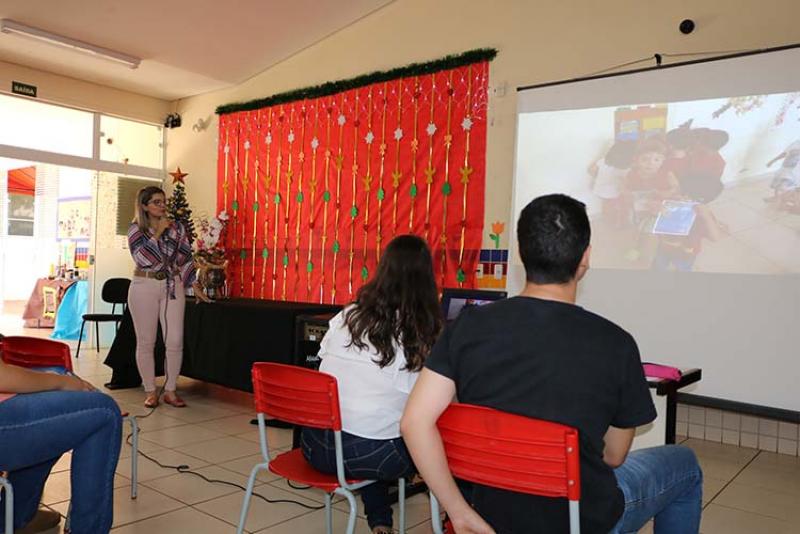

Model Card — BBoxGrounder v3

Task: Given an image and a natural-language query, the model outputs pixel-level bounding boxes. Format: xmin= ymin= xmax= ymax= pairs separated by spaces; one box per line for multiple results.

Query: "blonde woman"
xmin=127 ymin=186 xmax=209 ymax=408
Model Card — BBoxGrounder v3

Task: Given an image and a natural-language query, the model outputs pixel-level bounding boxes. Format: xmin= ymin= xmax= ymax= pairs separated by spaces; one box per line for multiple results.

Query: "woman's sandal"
xmin=144 ymin=393 xmax=159 ymax=408
xmin=163 ymin=393 xmax=187 ymax=408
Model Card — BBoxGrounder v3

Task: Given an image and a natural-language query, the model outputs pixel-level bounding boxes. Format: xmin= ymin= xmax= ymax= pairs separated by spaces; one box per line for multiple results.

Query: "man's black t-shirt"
xmin=426 ymin=296 xmax=656 ymax=534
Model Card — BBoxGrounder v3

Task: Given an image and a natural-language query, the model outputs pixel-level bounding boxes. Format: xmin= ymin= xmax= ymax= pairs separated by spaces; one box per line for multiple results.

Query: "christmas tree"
xmin=166 ymin=167 xmax=196 ymax=244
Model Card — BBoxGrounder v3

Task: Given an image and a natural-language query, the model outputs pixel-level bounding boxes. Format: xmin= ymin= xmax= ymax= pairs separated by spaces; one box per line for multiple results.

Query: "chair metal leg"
xmin=236 ymin=462 xmax=268 ymax=534
xmin=95 ymin=322 xmax=100 ymax=353
xmin=127 ymin=416 xmax=139 ymax=499
xmin=76 ymin=320 xmax=86 ymax=358
xmin=341 ymin=489 xmax=358 ymax=534
xmin=398 ymin=477 xmax=406 ymax=534
xmin=1 ymin=477 xmax=13 ymax=534
xmin=430 ymin=492 xmax=443 ymax=534
xmin=569 ymin=500 xmax=580 ymax=534
xmin=324 ymin=493 xmax=333 ymax=534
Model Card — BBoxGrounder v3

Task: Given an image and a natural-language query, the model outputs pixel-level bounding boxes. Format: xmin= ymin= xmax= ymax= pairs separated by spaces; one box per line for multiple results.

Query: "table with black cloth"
xmin=103 ymin=298 xmax=341 ymax=391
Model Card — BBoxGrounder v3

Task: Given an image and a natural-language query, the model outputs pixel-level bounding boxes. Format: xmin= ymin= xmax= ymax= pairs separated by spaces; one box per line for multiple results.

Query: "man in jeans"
xmin=401 ymin=194 xmax=702 ymax=534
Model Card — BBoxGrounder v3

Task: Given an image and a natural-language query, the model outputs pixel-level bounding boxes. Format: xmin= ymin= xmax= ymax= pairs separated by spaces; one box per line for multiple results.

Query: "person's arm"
xmin=602 ymin=426 xmax=636 ymax=468
xmin=0 ymin=360 xmax=94 ymax=394
xmin=153 ymin=216 xmax=172 ymax=240
xmin=401 ymin=369 xmax=495 ymax=534
xmin=587 ymin=160 xmax=600 ymax=182
xmin=696 ymin=204 xmax=725 ymax=241
xmin=664 ymin=171 xmax=681 ymax=198
xmin=768 ymin=151 xmax=787 ymax=167
xmin=606 ymin=335 xmax=657 ymax=468
xmin=127 ymin=223 xmax=164 ymax=270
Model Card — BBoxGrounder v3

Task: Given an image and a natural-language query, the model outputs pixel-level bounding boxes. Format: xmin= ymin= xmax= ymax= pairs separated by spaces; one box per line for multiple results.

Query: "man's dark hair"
xmin=517 ymin=194 xmax=591 ymax=284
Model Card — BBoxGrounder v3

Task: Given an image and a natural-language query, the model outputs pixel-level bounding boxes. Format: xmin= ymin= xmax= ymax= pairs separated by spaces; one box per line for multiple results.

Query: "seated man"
xmin=0 ymin=355 xmax=122 ymax=534
xmin=401 ymin=194 xmax=702 ymax=534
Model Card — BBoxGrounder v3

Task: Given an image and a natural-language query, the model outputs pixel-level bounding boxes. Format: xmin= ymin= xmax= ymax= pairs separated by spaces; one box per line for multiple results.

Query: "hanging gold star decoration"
xmin=170 ymin=167 xmax=188 ymax=184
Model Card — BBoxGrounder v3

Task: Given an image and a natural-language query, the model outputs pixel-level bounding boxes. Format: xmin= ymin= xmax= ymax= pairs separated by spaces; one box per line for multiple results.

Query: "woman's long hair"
xmin=344 ymin=234 xmax=442 ymax=372
xmin=133 ymin=186 xmax=166 ymax=230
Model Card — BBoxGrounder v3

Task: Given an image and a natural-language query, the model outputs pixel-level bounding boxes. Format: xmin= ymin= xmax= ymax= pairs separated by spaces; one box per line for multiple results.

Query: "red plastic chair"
xmin=237 ymin=362 xmax=407 ymax=534
xmin=430 ymin=403 xmax=581 ymax=534
xmin=0 ymin=336 xmax=73 ymax=372
xmin=0 ymin=336 xmax=139 ymax=502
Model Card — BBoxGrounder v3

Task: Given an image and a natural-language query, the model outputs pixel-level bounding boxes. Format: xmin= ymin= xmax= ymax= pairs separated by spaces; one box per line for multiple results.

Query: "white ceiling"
xmin=0 ymin=0 xmax=393 ymax=101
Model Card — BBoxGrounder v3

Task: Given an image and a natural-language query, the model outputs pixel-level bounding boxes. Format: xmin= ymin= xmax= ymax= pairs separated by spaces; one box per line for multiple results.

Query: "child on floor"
xmin=588 ymin=140 xmax=635 ymax=227
xmin=622 ymin=137 xmax=680 ymax=262
xmin=650 ymin=126 xmax=729 ymax=271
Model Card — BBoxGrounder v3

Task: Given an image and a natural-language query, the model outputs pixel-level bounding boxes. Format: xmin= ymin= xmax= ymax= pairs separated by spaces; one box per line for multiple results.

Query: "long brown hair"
xmin=344 ymin=235 xmax=442 ymax=372
xmin=133 ymin=186 xmax=165 ymax=230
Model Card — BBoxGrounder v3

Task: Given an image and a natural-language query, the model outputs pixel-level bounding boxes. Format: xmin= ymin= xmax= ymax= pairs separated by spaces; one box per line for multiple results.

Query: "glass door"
xmin=0 ymin=157 xmax=91 ymax=336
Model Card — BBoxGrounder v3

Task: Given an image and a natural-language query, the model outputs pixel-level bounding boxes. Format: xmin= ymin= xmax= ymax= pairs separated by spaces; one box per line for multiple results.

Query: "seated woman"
xmin=301 ymin=235 xmax=443 ymax=534
xmin=0 ymin=357 xmax=122 ymax=534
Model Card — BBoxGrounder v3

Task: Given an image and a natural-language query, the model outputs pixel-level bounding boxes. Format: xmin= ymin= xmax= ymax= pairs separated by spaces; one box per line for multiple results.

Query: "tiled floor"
xmin=2 ymin=311 xmax=800 ymax=533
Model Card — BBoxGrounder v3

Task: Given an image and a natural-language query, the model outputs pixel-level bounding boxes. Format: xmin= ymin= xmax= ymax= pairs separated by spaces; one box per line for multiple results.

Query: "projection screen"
xmin=510 ymin=47 xmax=800 ymax=412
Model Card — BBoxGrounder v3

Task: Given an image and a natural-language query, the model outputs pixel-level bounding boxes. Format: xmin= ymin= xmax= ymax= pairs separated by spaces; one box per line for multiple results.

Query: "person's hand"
xmin=451 ymin=509 xmax=495 ymax=534
xmin=154 ymin=217 xmax=172 ymax=238
xmin=193 ymin=281 xmax=213 ymax=303
xmin=60 ymin=374 xmax=96 ymax=392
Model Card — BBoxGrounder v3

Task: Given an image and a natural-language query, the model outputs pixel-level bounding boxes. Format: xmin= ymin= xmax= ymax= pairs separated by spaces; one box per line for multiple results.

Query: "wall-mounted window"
xmin=0 ymin=94 xmax=93 ymax=157
xmin=100 ymin=115 xmax=163 ymax=168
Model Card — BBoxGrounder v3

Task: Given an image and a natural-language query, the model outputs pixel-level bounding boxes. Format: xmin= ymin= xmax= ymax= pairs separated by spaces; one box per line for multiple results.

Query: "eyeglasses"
xmin=147 ymin=199 xmax=165 ymax=206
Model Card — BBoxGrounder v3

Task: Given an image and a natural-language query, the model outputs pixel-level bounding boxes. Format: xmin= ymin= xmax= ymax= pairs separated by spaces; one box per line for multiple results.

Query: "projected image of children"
xmin=516 ymin=91 xmax=800 ymax=274
xmin=767 ymin=137 xmax=800 ymax=210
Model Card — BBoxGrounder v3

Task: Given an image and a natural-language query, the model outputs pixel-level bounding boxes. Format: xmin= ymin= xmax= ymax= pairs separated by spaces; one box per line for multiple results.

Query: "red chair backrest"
xmin=437 ymin=403 xmax=580 ymax=500
xmin=0 ymin=336 xmax=73 ymax=372
xmin=252 ymin=362 xmax=342 ymax=431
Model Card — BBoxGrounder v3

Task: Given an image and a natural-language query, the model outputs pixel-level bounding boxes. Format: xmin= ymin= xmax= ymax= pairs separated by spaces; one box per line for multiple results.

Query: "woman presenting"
xmin=127 ymin=186 xmax=210 ymax=408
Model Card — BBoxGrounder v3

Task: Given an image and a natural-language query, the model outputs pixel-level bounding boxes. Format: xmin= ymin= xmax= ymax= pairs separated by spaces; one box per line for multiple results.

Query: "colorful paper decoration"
xmin=217 ymin=59 xmax=490 ymax=304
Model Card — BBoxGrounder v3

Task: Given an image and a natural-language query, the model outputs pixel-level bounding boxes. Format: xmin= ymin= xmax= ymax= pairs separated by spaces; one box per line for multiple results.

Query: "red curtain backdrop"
xmin=217 ymin=61 xmax=489 ymax=304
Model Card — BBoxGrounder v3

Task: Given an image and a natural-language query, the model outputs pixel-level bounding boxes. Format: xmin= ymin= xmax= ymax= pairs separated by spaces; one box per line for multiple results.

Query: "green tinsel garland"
xmin=216 ymin=48 xmax=498 ymax=115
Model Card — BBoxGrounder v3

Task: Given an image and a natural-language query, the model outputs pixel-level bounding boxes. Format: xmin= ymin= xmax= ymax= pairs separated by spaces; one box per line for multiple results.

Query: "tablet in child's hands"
xmin=652 ymin=200 xmax=697 ymax=236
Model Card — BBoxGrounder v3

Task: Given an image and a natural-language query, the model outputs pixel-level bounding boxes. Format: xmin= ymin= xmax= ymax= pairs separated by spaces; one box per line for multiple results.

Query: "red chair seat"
xmin=268 ymin=448 xmax=362 ymax=493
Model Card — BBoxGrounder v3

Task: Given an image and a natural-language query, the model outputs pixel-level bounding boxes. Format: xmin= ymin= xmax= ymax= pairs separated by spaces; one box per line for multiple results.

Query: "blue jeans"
xmin=301 ymin=427 xmax=416 ymax=529
xmin=610 ymin=445 xmax=703 ymax=534
xmin=0 ymin=391 xmax=122 ymax=534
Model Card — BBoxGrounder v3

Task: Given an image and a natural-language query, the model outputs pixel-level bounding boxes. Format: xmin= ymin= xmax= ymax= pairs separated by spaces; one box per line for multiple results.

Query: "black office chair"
xmin=76 ymin=278 xmax=130 ymax=357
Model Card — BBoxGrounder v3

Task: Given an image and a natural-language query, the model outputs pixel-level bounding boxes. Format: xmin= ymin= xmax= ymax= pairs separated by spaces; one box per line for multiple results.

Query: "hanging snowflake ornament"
xmin=265 ymin=133 xmax=272 ymax=145
xmin=244 ymin=140 xmax=251 ymax=150
xmin=337 ymin=114 xmax=346 ymax=126
xmin=394 ymin=128 xmax=404 ymax=140
xmin=311 ymin=137 xmax=320 ymax=150
xmin=426 ymin=122 xmax=437 ymax=136
xmin=461 ymin=117 xmax=473 ymax=131
xmin=287 ymin=131 xmax=295 ymax=143
xmin=365 ymin=131 xmax=375 ymax=144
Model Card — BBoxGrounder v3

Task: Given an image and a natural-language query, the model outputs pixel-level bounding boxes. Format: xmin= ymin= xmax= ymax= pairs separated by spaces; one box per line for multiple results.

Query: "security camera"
xmin=164 ymin=113 xmax=182 ymax=129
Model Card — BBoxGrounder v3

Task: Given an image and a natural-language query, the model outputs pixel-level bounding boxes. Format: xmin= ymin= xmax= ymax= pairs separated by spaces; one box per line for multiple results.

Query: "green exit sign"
xmin=12 ymin=81 xmax=37 ymax=98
